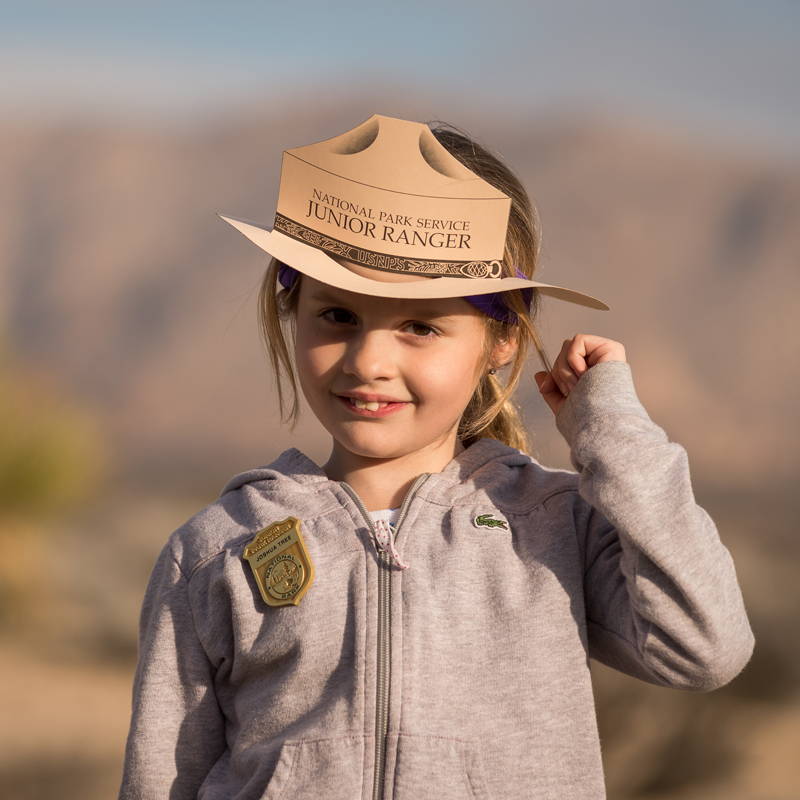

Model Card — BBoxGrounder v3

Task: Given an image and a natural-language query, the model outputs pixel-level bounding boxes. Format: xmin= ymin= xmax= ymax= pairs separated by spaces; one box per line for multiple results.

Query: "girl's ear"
xmin=490 ymin=330 xmax=519 ymax=370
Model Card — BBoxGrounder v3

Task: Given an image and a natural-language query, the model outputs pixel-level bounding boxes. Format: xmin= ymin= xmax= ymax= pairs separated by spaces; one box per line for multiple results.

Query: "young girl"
xmin=117 ymin=114 xmax=754 ymax=800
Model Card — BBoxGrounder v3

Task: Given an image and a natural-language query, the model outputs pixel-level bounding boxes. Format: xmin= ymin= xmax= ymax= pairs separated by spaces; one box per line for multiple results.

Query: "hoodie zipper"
xmin=339 ymin=473 xmax=430 ymax=800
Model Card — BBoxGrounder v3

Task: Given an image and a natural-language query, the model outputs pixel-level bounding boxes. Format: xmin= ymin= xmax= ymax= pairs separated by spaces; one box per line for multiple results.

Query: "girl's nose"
xmin=341 ymin=329 xmax=398 ymax=382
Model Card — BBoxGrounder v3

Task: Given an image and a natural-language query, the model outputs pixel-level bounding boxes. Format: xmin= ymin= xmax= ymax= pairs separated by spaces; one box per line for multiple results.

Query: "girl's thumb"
xmin=534 ymin=372 xmax=548 ymax=393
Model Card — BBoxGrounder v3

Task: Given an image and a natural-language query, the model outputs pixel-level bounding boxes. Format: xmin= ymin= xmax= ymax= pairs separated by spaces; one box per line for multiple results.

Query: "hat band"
xmin=276 ymin=263 xmax=532 ymax=325
xmin=274 ymin=213 xmax=504 ymax=280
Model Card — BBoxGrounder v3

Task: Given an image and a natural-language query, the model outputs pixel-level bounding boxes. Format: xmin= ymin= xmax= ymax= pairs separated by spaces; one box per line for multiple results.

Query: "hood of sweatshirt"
xmin=218 ymin=436 xmax=576 ymax=514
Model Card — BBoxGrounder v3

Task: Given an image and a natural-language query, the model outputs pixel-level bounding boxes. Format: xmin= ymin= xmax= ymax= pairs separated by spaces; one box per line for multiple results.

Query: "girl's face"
xmin=294 ymin=272 xmax=510 ymax=469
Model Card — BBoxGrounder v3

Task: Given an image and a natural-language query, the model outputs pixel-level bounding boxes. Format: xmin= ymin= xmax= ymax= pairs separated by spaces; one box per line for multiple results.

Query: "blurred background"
xmin=1 ymin=1 xmax=798 ymax=797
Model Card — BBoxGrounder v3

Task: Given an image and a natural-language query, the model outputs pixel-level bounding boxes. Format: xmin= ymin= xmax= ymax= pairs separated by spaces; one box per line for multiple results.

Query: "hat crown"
xmin=285 ymin=114 xmax=506 ymax=199
xmin=273 ymin=113 xmax=512 ymax=275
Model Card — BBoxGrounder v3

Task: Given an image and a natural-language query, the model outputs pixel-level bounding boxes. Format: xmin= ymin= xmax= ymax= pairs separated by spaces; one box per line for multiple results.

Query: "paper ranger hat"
xmin=217 ymin=113 xmax=609 ymax=311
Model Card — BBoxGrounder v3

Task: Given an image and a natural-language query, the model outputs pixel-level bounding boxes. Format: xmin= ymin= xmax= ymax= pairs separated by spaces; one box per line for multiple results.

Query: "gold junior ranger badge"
xmin=243 ymin=517 xmax=315 ymax=607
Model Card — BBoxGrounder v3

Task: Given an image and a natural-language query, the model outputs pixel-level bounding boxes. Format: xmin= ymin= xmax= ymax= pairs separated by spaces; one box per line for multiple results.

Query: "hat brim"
xmin=218 ymin=213 xmax=609 ymax=310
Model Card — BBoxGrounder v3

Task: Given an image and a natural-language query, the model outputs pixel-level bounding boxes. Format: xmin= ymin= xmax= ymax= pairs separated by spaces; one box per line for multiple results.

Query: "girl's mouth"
xmin=337 ymin=395 xmax=409 ymax=418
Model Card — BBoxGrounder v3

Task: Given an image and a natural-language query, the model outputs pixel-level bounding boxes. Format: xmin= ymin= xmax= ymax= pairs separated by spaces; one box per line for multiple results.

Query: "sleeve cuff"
xmin=554 ymin=360 xmax=650 ymax=447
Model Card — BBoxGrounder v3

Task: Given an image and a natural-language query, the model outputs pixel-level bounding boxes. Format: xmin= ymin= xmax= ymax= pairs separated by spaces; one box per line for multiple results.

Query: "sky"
xmin=3 ymin=0 xmax=798 ymax=156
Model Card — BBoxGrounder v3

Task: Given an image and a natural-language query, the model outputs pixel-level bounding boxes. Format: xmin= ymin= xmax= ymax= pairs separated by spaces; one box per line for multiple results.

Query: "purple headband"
xmin=277 ymin=263 xmax=533 ymax=325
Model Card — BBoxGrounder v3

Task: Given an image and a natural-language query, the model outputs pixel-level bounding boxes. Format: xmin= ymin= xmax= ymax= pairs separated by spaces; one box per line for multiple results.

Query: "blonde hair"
xmin=257 ymin=120 xmax=552 ymax=456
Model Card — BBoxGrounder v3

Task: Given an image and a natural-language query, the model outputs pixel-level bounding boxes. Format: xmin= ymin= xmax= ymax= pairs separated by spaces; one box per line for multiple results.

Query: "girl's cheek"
xmin=295 ymin=326 xmax=334 ymax=359
xmin=405 ymin=370 xmax=451 ymax=405
xmin=296 ymin=351 xmax=328 ymax=385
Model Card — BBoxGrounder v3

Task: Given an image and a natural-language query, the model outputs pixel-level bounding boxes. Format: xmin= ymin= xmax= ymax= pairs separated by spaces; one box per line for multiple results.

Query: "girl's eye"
xmin=320 ymin=307 xmax=356 ymax=325
xmin=406 ymin=322 xmax=438 ymax=338
xmin=319 ymin=308 xmax=439 ymax=338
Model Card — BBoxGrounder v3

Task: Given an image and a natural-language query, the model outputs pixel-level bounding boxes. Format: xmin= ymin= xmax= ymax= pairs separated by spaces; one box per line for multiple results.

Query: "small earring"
xmin=488 ymin=367 xmax=497 ymax=375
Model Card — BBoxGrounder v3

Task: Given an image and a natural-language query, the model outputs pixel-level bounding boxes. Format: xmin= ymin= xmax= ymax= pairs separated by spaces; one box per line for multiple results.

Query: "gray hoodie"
xmin=117 ymin=360 xmax=754 ymax=799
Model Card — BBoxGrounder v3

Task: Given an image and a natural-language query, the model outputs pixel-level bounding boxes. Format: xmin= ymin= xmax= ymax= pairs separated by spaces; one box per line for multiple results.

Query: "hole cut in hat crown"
xmin=418 ymin=128 xmax=471 ymax=179
xmin=330 ymin=116 xmax=379 ymax=155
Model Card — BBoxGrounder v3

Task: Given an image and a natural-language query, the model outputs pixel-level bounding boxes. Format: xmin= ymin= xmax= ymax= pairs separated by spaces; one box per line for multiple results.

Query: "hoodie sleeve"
xmin=118 ymin=538 xmax=226 ymax=799
xmin=554 ymin=360 xmax=755 ymax=691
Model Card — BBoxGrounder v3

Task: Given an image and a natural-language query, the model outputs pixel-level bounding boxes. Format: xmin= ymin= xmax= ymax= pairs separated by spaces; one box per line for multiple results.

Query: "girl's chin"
xmin=327 ymin=430 xmax=423 ymax=461
xmin=333 ymin=439 xmax=409 ymax=460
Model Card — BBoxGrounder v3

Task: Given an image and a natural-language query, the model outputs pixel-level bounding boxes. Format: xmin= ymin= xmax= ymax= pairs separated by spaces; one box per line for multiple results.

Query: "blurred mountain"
xmin=0 ymin=98 xmax=797 ymax=494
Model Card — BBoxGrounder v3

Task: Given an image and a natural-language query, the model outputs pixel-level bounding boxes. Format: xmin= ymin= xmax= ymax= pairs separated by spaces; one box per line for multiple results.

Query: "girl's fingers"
xmin=567 ymin=333 xmax=627 ymax=367
xmin=546 ymin=368 xmax=569 ymax=397
xmin=535 ymin=371 xmax=553 ymax=393
xmin=535 ymin=371 xmax=566 ymax=416
xmin=553 ymin=339 xmax=578 ymax=395
xmin=561 ymin=337 xmax=590 ymax=380
xmin=567 ymin=350 xmax=589 ymax=378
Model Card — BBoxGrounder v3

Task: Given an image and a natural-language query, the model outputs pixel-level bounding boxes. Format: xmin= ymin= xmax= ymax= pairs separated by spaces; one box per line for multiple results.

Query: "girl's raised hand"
xmin=534 ymin=334 xmax=627 ymax=416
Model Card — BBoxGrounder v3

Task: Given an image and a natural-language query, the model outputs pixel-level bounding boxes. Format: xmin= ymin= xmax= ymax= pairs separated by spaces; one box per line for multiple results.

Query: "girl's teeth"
xmin=350 ymin=398 xmax=388 ymax=411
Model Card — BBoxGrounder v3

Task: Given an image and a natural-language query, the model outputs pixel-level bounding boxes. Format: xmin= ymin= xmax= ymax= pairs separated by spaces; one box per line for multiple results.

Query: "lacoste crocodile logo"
xmin=473 ymin=513 xmax=509 ymax=530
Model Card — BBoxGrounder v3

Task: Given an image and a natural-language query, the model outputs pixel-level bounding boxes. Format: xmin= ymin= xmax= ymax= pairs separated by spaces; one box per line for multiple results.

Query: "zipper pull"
xmin=373 ymin=518 xmax=409 ymax=570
